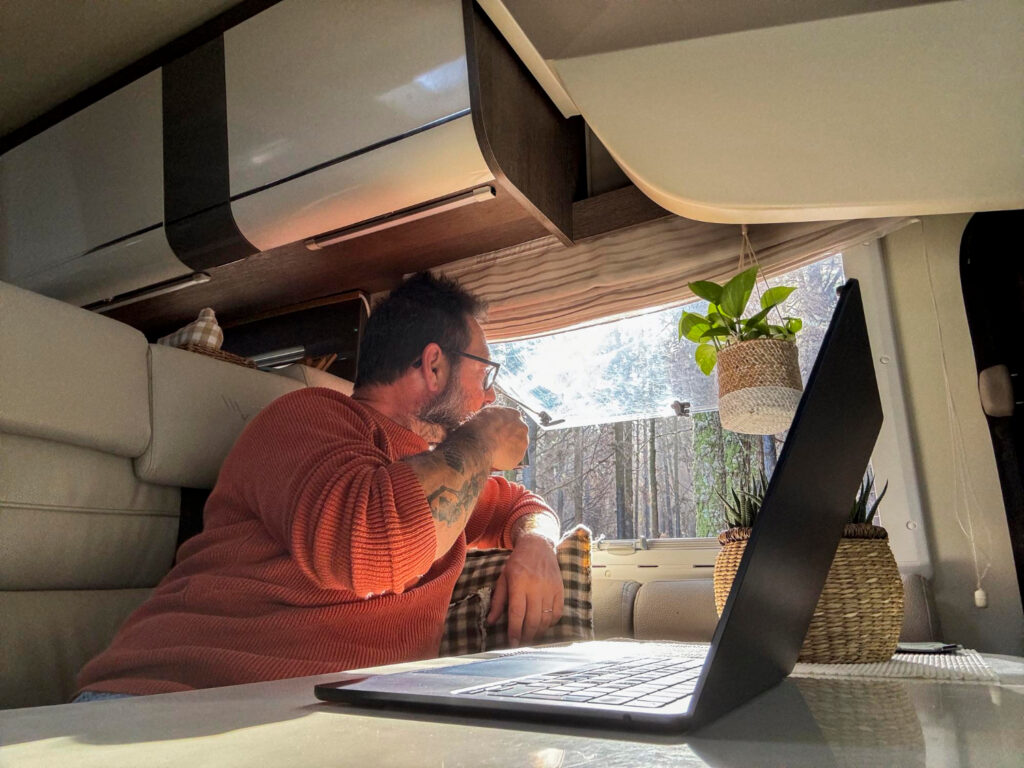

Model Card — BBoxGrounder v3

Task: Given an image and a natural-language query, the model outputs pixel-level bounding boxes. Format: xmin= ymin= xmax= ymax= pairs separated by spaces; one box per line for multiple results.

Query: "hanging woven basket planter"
xmin=713 ymin=523 xmax=905 ymax=663
xmin=717 ymin=338 xmax=803 ymax=435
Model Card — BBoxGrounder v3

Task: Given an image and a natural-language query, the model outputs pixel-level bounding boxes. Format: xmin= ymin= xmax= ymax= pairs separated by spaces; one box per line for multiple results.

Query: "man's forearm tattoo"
xmin=427 ymin=468 xmax=487 ymax=526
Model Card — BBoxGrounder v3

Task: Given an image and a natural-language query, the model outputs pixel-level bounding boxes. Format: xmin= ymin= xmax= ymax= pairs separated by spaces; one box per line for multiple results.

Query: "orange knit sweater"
xmin=76 ymin=388 xmax=554 ymax=696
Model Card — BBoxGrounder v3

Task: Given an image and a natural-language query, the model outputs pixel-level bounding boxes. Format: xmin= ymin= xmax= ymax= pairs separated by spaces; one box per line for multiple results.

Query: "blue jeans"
xmin=73 ymin=691 xmax=136 ymax=703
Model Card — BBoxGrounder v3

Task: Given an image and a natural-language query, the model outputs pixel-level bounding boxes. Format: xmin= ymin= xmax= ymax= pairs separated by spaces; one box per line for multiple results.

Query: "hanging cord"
xmin=921 ymin=241 xmax=992 ymax=605
xmin=739 ymin=224 xmax=787 ymax=326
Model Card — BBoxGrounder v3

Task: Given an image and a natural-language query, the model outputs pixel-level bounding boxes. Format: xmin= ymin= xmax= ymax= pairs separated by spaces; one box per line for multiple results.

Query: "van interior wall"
xmin=882 ymin=215 xmax=1023 ymax=655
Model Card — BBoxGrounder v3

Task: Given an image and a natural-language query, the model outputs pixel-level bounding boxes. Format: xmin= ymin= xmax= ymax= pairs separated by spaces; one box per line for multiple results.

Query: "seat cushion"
xmin=134 ymin=344 xmax=304 ymax=488
xmin=621 ymin=574 xmax=941 ymax=644
xmin=591 ymin=578 xmax=641 ymax=639
xmin=0 ymin=589 xmax=152 ymax=709
xmin=0 ymin=433 xmax=179 ymax=590
xmin=0 ymin=280 xmax=150 ymax=457
xmin=271 ymin=363 xmax=354 ymax=394
xmin=633 ymin=579 xmax=720 ymax=642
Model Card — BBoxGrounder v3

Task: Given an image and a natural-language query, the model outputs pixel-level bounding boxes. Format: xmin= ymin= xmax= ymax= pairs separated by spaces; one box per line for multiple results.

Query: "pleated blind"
xmin=433 ymin=214 xmax=911 ymax=342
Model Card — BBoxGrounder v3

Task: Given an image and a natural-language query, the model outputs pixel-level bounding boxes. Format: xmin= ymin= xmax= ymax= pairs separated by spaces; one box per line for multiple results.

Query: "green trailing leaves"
xmin=689 ymin=280 xmax=723 ymax=304
xmin=742 ymin=306 xmax=773 ymax=329
xmin=678 ymin=266 xmax=803 ymax=374
xmin=719 ymin=266 xmax=758 ymax=318
xmin=679 ymin=312 xmax=710 ymax=342
xmin=695 ymin=344 xmax=717 ymax=375
xmin=760 ymin=285 xmax=796 ymax=310
xmin=707 ymin=312 xmax=732 ymax=330
xmin=700 ymin=327 xmax=732 ymax=339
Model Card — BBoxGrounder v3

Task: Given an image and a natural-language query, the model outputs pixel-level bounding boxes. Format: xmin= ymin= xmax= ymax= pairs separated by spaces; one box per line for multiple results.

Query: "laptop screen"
xmin=690 ymin=278 xmax=882 ymax=726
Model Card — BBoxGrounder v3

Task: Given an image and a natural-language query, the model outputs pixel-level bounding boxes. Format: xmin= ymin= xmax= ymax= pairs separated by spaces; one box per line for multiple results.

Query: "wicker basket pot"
xmin=717 ymin=338 xmax=802 ymax=435
xmin=713 ymin=524 xmax=905 ymax=663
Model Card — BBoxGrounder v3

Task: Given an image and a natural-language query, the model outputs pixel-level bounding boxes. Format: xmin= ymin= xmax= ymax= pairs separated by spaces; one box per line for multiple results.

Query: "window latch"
xmin=597 ymin=537 xmax=650 ymax=555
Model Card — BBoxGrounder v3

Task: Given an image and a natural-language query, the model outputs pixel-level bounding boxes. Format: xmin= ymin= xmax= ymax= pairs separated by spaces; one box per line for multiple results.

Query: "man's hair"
xmin=354 ymin=272 xmax=488 ymax=389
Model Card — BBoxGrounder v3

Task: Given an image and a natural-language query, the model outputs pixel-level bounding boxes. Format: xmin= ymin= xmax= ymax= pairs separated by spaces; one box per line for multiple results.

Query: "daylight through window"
xmin=490 ymin=254 xmax=846 ymax=540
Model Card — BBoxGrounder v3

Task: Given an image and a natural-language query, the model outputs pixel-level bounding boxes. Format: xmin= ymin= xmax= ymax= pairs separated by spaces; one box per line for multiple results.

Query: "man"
xmin=75 ymin=272 xmax=562 ymax=699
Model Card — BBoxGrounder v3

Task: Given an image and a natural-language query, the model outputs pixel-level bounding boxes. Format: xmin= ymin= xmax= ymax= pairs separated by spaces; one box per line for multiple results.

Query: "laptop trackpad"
xmin=414 ymin=653 xmax=586 ymax=680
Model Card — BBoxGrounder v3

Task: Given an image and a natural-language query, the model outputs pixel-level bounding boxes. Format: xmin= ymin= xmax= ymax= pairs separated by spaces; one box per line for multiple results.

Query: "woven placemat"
xmin=792 ymin=649 xmax=998 ymax=682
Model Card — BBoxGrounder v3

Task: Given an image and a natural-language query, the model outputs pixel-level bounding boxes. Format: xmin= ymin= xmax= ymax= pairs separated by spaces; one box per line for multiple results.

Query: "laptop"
xmin=314 ymin=279 xmax=883 ymax=733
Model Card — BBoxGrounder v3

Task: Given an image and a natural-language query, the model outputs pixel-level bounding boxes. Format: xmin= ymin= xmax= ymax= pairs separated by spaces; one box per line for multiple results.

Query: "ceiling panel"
xmin=0 ymin=0 xmax=246 ymax=139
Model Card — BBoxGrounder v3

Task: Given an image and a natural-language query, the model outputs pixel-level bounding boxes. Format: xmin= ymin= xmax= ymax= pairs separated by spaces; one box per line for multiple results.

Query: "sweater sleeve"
xmin=464 ymin=476 xmax=560 ymax=550
xmin=223 ymin=389 xmax=437 ymax=595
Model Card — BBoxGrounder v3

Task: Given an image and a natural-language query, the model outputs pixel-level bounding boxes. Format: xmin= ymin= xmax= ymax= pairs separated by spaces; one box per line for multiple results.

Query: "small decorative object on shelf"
xmin=157 ymin=308 xmax=256 ymax=368
xmin=678 ymin=233 xmax=804 ymax=435
xmin=713 ymin=473 xmax=905 ymax=663
xmin=157 ymin=307 xmax=225 ymax=350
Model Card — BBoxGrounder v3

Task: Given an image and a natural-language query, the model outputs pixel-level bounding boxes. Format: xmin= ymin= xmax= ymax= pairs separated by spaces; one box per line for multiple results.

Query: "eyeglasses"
xmin=457 ymin=351 xmax=500 ymax=390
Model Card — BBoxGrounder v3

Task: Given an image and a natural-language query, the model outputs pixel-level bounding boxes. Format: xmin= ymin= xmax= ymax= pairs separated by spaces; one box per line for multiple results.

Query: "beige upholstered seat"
xmin=0 ymin=281 xmax=351 ymax=709
xmin=1 ymin=278 xmax=943 ymax=708
xmin=593 ymin=573 xmax=941 ymax=645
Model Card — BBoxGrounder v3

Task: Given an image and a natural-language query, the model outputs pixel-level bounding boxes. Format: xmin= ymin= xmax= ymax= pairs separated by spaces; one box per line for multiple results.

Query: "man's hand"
xmin=405 ymin=407 xmax=528 ymax=560
xmin=468 ymin=406 xmax=528 ymax=470
xmin=486 ymin=533 xmax=563 ymax=647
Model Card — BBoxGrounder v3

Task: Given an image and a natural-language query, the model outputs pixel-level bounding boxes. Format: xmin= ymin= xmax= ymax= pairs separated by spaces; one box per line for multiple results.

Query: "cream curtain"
xmin=435 ymin=215 xmax=912 ymax=342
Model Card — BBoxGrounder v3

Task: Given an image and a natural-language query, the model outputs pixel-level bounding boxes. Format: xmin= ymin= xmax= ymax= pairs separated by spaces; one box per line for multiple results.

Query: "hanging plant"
xmin=677 ymin=233 xmax=805 ymax=435
xmin=678 ymin=265 xmax=802 ymax=375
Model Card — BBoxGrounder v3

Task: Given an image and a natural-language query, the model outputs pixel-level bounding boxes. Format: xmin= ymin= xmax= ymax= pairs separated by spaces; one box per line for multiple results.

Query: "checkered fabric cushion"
xmin=157 ymin=307 xmax=224 ymax=350
xmin=440 ymin=526 xmax=593 ymax=657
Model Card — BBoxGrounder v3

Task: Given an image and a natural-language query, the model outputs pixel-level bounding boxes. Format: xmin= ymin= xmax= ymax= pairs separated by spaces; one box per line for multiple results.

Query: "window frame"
xmin=588 ymin=241 xmax=931 ymax=581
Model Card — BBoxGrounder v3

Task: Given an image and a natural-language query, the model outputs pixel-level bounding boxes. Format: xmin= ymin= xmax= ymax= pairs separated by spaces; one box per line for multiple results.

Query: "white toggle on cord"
xmin=922 ymin=243 xmax=992 ymax=609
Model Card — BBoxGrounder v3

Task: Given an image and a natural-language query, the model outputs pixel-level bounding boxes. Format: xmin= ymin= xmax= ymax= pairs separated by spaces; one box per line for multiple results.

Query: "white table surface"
xmin=2 ymin=652 xmax=1022 ymax=768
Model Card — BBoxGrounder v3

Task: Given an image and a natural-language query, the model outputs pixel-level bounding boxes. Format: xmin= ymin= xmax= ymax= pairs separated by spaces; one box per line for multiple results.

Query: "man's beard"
xmin=420 ymin=374 xmax=472 ymax=432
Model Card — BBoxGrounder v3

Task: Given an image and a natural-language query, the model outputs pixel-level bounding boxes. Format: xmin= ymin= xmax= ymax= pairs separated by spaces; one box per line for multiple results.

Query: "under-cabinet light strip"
xmin=86 ymin=272 xmax=211 ymax=314
xmin=305 ymin=186 xmax=496 ymax=250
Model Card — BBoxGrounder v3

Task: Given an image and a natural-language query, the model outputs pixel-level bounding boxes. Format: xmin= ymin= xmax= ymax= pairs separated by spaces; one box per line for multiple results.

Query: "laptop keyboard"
xmin=460 ymin=655 xmax=704 ymax=709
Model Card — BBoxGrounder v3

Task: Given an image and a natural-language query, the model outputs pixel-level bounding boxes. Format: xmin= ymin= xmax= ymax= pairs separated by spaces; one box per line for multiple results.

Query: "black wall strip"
xmin=162 ymin=36 xmax=257 ymax=271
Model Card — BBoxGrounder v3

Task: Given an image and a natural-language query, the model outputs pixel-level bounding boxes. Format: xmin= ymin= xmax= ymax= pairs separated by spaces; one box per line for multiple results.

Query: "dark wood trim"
xmin=463 ymin=0 xmax=582 ymax=246
xmin=1 ymin=0 xmax=283 ymax=155
xmin=219 ymin=296 xmax=366 ymax=380
xmin=106 ymin=184 xmax=550 ymax=338
xmin=222 ymin=290 xmax=369 ymax=329
xmin=572 ymin=185 xmax=674 ymax=241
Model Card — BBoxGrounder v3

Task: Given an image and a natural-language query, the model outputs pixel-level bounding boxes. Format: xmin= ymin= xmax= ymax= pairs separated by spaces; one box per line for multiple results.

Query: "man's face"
xmin=420 ymin=317 xmax=496 ymax=430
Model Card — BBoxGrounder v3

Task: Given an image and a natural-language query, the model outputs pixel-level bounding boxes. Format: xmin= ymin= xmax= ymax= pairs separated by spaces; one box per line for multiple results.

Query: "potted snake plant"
xmin=713 ymin=473 xmax=905 ymax=663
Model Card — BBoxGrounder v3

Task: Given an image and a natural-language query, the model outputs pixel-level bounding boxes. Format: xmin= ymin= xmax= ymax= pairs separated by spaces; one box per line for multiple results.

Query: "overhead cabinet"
xmin=0 ymin=0 xmax=580 ymax=331
xmin=0 ymin=73 xmax=185 ymax=307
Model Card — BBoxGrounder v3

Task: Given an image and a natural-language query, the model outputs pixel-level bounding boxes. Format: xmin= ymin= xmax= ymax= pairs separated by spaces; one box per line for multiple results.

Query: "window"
xmin=491 ymin=254 xmax=847 ymax=541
